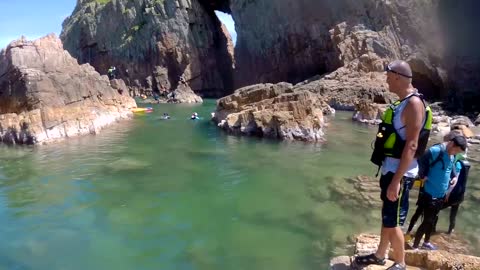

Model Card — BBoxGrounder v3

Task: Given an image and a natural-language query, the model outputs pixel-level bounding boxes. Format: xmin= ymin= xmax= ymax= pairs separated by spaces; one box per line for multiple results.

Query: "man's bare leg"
xmin=375 ymin=226 xmax=391 ymax=259
xmin=390 ymin=226 xmax=406 ymax=266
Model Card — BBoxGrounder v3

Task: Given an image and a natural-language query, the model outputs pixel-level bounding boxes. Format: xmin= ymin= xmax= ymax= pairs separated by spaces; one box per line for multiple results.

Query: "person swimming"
xmin=162 ymin=113 xmax=170 ymax=120
xmin=191 ymin=112 xmax=199 ymax=120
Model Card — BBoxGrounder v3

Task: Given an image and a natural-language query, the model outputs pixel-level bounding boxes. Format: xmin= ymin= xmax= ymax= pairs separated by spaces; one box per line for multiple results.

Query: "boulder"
xmin=172 ymin=82 xmax=203 ymax=104
xmin=352 ymin=100 xmax=387 ymax=125
xmin=0 ymin=34 xmax=136 ymax=145
xmin=475 ymin=114 xmax=480 ymax=126
xmin=213 ymin=82 xmax=333 ymax=142
xmin=110 ymin=79 xmax=129 ymax=95
xmin=453 ymin=125 xmax=475 ymax=138
xmin=451 ymin=116 xmax=475 ymax=127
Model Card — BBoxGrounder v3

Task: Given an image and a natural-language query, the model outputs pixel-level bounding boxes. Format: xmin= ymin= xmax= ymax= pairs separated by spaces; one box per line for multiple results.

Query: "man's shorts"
xmin=380 ymin=172 xmax=414 ymax=228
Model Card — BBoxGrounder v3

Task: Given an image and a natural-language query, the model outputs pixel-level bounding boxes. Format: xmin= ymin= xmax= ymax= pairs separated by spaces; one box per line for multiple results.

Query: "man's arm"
xmin=387 ymin=96 xmax=425 ymax=201
xmin=446 ymin=162 xmax=462 ymax=201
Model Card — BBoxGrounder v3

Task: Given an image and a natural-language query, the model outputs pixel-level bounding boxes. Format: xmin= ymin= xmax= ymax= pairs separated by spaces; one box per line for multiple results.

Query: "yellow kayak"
xmin=132 ymin=107 xmax=153 ymax=113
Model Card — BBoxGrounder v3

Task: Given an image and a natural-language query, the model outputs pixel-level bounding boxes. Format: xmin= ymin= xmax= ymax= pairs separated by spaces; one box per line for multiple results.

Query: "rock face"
xmin=330 ymin=234 xmax=480 ymax=270
xmin=352 ymin=101 xmax=387 ymax=125
xmin=476 ymin=114 xmax=480 ymax=126
xmin=173 ymin=82 xmax=203 ymax=103
xmin=60 ymin=0 xmax=480 ymax=112
xmin=212 ymin=82 xmax=334 ymax=142
xmin=232 ymin=0 xmax=480 ymax=113
xmin=61 ymin=0 xmax=234 ymax=100
xmin=0 ymin=34 xmax=136 ymax=145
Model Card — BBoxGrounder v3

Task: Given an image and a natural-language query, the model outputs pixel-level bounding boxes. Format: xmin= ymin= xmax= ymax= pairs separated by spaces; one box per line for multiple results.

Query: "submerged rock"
xmin=213 ymin=82 xmax=333 ymax=142
xmin=0 ymin=34 xmax=136 ymax=145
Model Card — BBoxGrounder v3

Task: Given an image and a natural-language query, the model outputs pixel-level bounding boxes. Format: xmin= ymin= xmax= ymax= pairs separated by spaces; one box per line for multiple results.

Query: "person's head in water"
xmin=385 ymin=60 xmax=413 ymax=95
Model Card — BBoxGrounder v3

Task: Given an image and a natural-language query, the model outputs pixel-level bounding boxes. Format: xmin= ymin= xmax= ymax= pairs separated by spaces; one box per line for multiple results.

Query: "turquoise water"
xmin=0 ymin=100 xmax=478 ymax=270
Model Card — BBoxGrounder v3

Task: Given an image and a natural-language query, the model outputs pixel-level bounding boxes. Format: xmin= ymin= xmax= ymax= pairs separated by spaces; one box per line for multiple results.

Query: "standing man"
xmin=356 ymin=60 xmax=432 ymax=270
xmin=411 ymin=135 xmax=466 ymax=249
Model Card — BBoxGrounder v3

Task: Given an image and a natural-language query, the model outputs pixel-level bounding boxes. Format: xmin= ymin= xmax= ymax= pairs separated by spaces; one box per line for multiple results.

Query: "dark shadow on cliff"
xmin=437 ymin=0 xmax=480 ymax=114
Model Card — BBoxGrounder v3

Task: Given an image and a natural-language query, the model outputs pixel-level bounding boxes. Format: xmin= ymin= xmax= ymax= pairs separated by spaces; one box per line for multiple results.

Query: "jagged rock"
xmin=61 ymin=0 xmax=234 ymax=98
xmin=451 ymin=116 xmax=475 ymax=127
xmin=469 ymin=139 xmax=480 ymax=145
xmin=475 ymin=114 xmax=480 ymax=126
xmin=352 ymin=101 xmax=387 ymax=125
xmin=330 ymin=234 xmax=480 ymax=270
xmin=454 ymin=125 xmax=475 ymax=138
xmin=330 ymin=256 xmax=351 ymax=270
xmin=297 ymin=68 xmax=395 ymax=111
xmin=213 ymin=82 xmax=333 ymax=142
xmin=173 ymin=82 xmax=203 ymax=103
xmin=109 ymin=79 xmax=128 ymax=95
xmin=0 ymin=34 xmax=136 ymax=145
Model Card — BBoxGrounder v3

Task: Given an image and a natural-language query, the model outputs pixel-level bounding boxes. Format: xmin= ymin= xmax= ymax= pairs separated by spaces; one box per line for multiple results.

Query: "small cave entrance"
xmin=412 ymin=71 xmax=443 ymax=101
xmin=197 ymin=0 xmax=236 ymax=97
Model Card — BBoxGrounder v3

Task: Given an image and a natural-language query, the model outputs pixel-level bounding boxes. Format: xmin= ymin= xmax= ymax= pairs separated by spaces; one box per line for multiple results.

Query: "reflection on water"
xmin=0 ymin=101 xmax=478 ymax=270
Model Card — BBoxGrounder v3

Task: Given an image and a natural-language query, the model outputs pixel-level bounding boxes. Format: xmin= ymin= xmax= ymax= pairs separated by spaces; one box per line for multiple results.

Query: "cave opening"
xmin=196 ymin=0 xmax=236 ymax=97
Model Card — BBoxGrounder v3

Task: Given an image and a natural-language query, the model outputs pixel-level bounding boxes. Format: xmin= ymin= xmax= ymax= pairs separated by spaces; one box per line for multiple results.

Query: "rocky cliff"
xmin=0 ymin=34 xmax=136 ymax=145
xmin=231 ymin=0 xmax=480 ymax=113
xmin=61 ymin=0 xmax=480 ymax=113
xmin=61 ymin=0 xmax=234 ymax=100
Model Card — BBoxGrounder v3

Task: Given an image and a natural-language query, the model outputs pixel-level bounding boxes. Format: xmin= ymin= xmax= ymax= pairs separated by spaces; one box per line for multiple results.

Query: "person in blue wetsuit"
xmin=411 ymin=135 xmax=467 ymax=250
xmin=432 ymin=152 xmax=470 ymax=234
xmin=405 ymin=130 xmax=467 ymax=237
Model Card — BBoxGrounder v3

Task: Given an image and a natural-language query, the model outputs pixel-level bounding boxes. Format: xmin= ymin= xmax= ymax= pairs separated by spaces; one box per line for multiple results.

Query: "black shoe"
xmin=353 ymin=253 xmax=386 ymax=266
xmin=387 ymin=263 xmax=406 ymax=270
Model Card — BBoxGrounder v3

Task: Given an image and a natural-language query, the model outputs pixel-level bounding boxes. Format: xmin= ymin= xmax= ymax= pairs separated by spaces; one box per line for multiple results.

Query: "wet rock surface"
xmin=0 ymin=35 xmax=136 ymax=145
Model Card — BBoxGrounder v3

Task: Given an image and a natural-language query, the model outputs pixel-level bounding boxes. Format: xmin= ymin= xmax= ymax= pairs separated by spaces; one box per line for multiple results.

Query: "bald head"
xmin=386 ymin=60 xmax=413 ymax=78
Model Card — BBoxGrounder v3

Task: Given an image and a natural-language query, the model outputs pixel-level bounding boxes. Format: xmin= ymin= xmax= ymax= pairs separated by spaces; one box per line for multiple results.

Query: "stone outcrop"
xmin=330 ymin=234 xmax=480 ymax=270
xmin=475 ymin=114 xmax=480 ymax=126
xmin=173 ymin=82 xmax=203 ymax=103
xmin=212 ymin=82 xmax=334 ymax=142
xmin=352 ymin=101 xmax=387 ymax=125
xmin=0 ymin=34 xmax=136 ymax=145
xmin=60 ymin=0 xmax=234 ymax=100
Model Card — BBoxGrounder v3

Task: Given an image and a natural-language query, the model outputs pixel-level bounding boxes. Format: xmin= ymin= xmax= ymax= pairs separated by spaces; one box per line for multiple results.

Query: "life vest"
xmin=370 ymin=93 xmax=433 ymax=169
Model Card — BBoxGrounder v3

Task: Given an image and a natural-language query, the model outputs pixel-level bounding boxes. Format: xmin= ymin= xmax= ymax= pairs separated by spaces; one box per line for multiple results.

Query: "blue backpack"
xmin=449 ymin=159 xmax=470 ymax=203
xmin=417 ymin=144 xmax=452 ymax=179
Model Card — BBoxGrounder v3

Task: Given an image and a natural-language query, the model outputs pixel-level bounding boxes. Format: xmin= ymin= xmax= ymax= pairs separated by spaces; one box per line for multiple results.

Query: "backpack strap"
xmin=429 ymin=143 xmax=445 ymax=170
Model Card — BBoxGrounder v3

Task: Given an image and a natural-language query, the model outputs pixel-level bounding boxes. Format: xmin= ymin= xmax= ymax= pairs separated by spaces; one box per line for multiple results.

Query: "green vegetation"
xmin=121 ymin=20 xmax=148 ymax=45
xmin=95 ymin=0 xmax=111 ymax=5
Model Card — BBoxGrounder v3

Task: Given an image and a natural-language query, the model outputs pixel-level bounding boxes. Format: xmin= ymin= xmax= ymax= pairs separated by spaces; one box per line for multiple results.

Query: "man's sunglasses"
xmin=385 ymin=65 xmax=412 ymax=78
